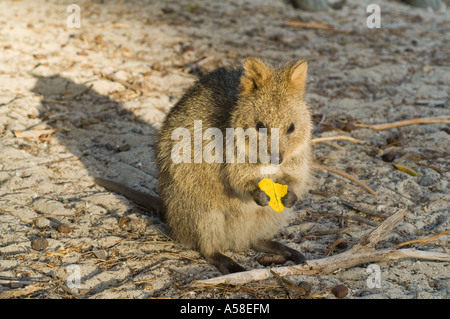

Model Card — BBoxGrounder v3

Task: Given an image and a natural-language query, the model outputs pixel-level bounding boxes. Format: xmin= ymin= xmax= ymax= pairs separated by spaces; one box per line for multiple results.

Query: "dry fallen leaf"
xmin=393 ymin=163 xmax=420 ymax=176
xmin=258 ymin=179 xmax=288 ymax=213
xmin=44 ymin=247 xmax=80 ymax=258
xmin=13 ymin=129 xmax=56 ymax=139
xmin=284 ymin=19 xmax=333 ymax=30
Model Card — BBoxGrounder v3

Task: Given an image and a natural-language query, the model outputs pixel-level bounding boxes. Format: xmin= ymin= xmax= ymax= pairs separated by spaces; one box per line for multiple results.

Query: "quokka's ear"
xmin=240 ymin=57 xmax=271 ymax=94
xmin=287 ymin=60 xmax=308 ymax=94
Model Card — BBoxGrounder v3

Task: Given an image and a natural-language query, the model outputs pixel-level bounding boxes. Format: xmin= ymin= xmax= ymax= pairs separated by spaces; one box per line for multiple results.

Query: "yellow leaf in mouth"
xmin=258 ymin=179 xmax=288 ymax=213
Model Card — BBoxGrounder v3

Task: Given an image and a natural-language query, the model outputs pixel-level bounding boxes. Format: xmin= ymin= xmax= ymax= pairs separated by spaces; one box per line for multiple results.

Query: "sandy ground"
xmin=0 ymin=0 xmax=448 ymax=299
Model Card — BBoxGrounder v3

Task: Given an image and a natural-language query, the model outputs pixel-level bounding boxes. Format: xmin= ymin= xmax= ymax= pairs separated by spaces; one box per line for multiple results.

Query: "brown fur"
xmin=97 ymin=58 xmax=312 ymax=274
xmin=156 ymin=58 xmax=312 ymax=273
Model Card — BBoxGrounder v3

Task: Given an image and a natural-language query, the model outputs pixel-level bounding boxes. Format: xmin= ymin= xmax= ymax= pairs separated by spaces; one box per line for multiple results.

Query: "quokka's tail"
xmin=94 ymin=177 xmax=164 ymax=219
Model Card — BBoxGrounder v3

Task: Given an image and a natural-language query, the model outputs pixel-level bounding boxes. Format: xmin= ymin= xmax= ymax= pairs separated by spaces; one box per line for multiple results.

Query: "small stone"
xmin=381 ymin=152 xmax=396 ymax=162
xmin=31 ymin=237 xmax=48 ymax=251
xmin=34 ymin=217 xmax=51 ymax=229
xmin=331 ymin=284 xmax=349 ymax=298
xmin=92 ymin=249 xmax=107 ymax=260
xmin=116 ymin=144 xmax=130 ymax=152
xmin=56 ymin=224 xmax=72 ymax=233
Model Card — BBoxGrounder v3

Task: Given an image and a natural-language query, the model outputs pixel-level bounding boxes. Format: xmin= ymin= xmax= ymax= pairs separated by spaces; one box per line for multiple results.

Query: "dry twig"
xmin=325 ymin=239 xmax=350 ymax=257
xmin=192 ymin=209 xmax=449 ymax=286
xmin=312 ymin=163 xmax=376 ymax=196
xmin=284 ymin=19 xmax=333 ymax=30
xmin=312 ymin=136 xmax=369 ymax=145
xmin=394 ymin=229 xmax=450 ymax=249
xmin=355 ymin=116 xmax=450 ymax=130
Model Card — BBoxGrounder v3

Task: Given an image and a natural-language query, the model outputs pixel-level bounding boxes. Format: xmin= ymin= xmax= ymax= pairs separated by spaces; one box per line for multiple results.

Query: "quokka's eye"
xmin=287 ymin=123 xmax=295 ymax=134
xmin=256 ymin=122 xmax=265 ymax=130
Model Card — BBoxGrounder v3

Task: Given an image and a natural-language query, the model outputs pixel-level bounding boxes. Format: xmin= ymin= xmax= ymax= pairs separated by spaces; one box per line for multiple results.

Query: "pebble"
xmin=31 ymin=237 xmax=48 ymax=251
xmin=56 ymin=224 xmax=72 ymax=233
xmin=381 ymin=152 xmax=396 ymax=162
xmin=92 ymin=249 xmax=108 ymax=260
xmin=331 ymin=284 xmax=349 ymax=298
xmin=34 ymin=217 xmax=51 ymax=229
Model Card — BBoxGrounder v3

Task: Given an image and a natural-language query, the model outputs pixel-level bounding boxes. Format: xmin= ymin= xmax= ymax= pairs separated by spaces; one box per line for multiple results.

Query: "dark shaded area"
xmin=31 ymin=75 xmax=159 ymax=198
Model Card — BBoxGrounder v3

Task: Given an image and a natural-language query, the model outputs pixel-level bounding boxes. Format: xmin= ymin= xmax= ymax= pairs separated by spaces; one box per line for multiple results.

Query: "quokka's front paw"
xmin=281 ymin=190 xmax=298 ymax=208
xmin=253 ymin=189 xmax=270 ymax=206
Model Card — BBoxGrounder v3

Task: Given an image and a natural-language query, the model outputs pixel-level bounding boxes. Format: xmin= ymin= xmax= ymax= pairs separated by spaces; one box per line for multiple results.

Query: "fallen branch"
xmin=355 ymin=116 xmax=450 ymax=130
xmin=312 ymin=163 xmax=377 ymax=196
xmin=192 ymin=209 xmax=450 ymax=286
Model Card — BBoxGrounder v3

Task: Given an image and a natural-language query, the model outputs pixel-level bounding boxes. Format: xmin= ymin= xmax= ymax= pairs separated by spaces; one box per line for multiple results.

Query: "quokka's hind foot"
xmin=252 ymin=239 xmax=306 ymax=264
xmin=205 ymin=252 xmax=247 ymax=274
